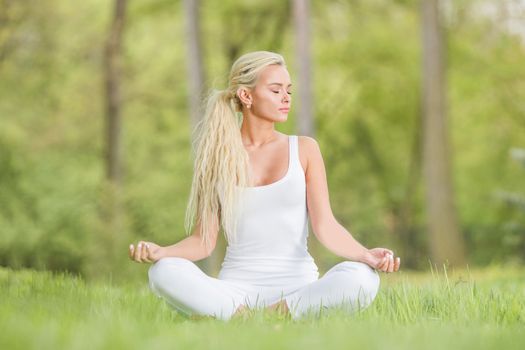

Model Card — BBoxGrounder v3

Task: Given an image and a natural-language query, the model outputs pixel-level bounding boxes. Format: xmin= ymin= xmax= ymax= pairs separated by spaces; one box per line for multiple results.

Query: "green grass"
xmin=1 ymin=265 xmax=524 ymax=350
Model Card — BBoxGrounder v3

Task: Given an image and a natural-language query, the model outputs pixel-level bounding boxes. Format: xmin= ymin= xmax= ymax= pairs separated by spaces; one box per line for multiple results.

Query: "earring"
xmin=247 ymin=103 xmax=251 ymax=109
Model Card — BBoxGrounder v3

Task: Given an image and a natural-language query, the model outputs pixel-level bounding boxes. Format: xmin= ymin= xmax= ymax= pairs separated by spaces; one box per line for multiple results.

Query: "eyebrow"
xmin=267 ymin=83 xmax=292 ymax=87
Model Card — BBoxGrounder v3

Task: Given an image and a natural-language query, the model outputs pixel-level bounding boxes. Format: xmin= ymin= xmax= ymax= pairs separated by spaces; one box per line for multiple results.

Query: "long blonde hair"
xmin=184 ymin=51 xmax=287 ymax=249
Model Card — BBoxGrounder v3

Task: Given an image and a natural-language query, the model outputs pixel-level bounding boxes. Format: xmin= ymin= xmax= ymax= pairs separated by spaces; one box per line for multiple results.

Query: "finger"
xmin=143 ymin=244 xmax=152 ymax=263
xmin=380 ymin=249 xmax=393 ymax=258
xmin=394 ymin=257 xmax=401 ymax=272
xmin=383 ymin=255 xmax=392 ymax=273
xmin=134 ymin=242 xmax=143 ymax=262
xmin=377 ymin=257 xmax=389 ymax=271
xmin=381 ymin=256 xmax=393 ymax=273
xmin=375 ymin=257 xmax=386 ymax=270
xmin=140 ymin=242 xmax=148 ymax=261
xmin=142 ymin=243 xmax=152 ymax=262
xmin=388 ymin=255 xmax=394 ymax=272
xmin=384 ymin=249 xmax=394 ymax=257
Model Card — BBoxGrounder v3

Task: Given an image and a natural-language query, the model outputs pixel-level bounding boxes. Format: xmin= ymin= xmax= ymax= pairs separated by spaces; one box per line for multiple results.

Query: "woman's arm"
xmin=300 ymin=136 xmax=400 ymax=272
xmin=160 ymin=228 xmax=218 ymax=262
xmin=129 ymin=213 xmax=220 ymax=263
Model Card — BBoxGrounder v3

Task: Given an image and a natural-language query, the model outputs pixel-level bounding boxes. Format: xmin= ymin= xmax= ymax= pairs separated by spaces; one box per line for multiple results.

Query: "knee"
xmin=148 ymin=257 xmax=192 ymax=291
xmin=338 ymin=261 xmax=380 ymax=300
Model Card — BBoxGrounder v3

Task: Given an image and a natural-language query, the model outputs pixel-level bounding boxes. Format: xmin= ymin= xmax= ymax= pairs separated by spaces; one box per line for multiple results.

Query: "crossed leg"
xmin=148 ymin=257 xmax=249 ymax=321
xmin=282 ymin=261 xmax=380 ymax=319
xmin=148 ymin=258 xmax=379 ymax=321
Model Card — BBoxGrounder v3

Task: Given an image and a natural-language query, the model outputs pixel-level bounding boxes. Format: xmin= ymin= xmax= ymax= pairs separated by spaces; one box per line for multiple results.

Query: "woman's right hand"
xmin=363 ymin=247 xmax=401 ymax=273
xmin=129 ymin=241 xmax=164 ymax=263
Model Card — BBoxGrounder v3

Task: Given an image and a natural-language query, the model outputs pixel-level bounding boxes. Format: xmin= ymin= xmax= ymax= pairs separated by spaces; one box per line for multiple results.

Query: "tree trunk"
xmin=421 ymin=0 xmax=466 ymax=267
xmin=183 ymin=0 xmax=221 ymax=275
xmin=183 ymin=0 xmax=206 ymax=132
xmin=97 ymin=0 xmax=127 ymax=278
xmin=293 ymin=0 xmax=314 ymax=137
xmin=104 ymin=0 xmax=127 ymax=185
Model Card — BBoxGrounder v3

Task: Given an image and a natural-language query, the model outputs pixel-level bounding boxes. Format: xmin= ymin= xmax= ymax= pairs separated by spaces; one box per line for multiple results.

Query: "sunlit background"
xmin=1 ymin=0 xmax=524 ymax=282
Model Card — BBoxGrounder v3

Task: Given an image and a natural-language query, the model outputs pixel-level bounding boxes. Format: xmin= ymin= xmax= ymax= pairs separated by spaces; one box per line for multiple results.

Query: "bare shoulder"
xmin=298 ymin=135 xmax=319 ymax=149
xmin=297 ymin=135 xmax=322 ymax=172
xmin=298 ymin=135 xmax=321 ymax=155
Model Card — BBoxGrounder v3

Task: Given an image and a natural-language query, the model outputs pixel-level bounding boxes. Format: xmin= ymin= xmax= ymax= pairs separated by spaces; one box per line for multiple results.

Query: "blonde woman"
xmin=129 ymin=51 xmax=401 ymax=321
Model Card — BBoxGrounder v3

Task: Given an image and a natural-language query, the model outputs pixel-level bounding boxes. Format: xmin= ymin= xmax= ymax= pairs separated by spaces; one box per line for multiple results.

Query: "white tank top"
xmin=218 ymin=135 xmax=319 ymax=287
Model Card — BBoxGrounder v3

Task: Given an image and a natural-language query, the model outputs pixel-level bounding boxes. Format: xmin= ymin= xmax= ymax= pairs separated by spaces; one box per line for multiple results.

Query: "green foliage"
xmin=0 ymin=0 xmax=524 ymax=276
xmin=313 ymin=0 xmax=425 ymax=265
xmin=490 ymin=148 xmax=525 ymax=263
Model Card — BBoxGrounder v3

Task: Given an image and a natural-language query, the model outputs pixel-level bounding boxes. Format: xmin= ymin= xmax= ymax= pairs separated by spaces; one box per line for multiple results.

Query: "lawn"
xmin=1 ymin=264 xmax=524 ymax=350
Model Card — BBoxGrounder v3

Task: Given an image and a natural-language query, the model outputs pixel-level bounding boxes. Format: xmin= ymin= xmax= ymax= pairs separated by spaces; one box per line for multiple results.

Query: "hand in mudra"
xmin=364 ymin=248 xmax=401 ymax=273
xmin=129 ymin=241 xmax=163 ymax=263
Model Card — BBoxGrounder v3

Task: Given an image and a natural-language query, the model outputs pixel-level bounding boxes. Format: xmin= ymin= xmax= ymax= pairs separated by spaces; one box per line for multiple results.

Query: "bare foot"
xmin=233 ymin=301 xmax=290 ymax=320
xmin=266 ymin=300 xmax=290 ymax=317
xmin=232 ymin=304 xmax=250 ymax=319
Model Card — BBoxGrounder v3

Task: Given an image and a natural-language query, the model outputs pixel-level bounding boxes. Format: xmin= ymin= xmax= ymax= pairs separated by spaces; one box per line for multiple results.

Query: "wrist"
xmin=358 ymin=249 xmax=373 ymax=265
xmin=156 ymin=246 xmax=168 ymax=260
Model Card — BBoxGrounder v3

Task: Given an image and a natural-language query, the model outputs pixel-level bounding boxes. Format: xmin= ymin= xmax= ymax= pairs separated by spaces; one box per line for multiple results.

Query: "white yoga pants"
xmin=148 ymin=257 xmax=380 ymax=321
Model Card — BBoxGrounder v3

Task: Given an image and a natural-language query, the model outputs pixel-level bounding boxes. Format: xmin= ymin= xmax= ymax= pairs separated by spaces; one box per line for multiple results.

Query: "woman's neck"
xmin=240 ymin=123 xmax=279 ymax=148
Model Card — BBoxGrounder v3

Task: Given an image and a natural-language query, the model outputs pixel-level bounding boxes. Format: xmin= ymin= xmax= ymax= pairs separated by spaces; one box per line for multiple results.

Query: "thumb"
xmin=382 ymin=249 xmax=394 ymax=257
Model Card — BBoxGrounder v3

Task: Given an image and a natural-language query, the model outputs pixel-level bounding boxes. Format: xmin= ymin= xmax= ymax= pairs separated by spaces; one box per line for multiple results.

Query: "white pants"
xmin=148 ymin=257 xmax=380 ymax=321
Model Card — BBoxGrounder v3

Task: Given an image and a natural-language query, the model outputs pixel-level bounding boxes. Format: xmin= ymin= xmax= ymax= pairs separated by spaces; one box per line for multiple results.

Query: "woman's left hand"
xmin=362 ymin=248 xmax=401 ymax=273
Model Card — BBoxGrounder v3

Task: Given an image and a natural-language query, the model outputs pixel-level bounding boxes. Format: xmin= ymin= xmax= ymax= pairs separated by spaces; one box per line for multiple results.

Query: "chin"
xmin=263 ymin=114 xmax=287 ymax=123
xmin=275 ymin=114 xmax=288 ymax=122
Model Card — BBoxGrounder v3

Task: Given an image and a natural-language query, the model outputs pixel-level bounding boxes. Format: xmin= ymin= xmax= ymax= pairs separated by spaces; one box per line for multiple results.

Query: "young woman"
xmin=129 ymin=51 xmax=401 ymax=321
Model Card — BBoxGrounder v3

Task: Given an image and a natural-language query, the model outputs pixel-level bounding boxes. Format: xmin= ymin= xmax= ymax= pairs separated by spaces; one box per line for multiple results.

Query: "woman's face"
xmin=247 ymin=65 xmax=292 ymax=123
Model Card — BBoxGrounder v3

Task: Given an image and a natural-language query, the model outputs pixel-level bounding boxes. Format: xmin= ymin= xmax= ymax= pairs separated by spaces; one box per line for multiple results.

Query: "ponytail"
xmin=184 ymin=89 xmax=250 ymax=248
xmin=184 ymin=50 xmax=286 ymax=249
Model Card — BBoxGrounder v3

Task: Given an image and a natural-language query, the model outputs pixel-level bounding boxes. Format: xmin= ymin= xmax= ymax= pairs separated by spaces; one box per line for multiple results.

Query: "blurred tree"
xmin=207 ymin=0 xmax=291 ymax=68
xmin=0 ymin=0 xmax=22 ymax=65
xmin=104 ymin=0 xmax=127 ymax=185
xmin=293 ymin=0 xmax=314 ymax=137
xmin=184 ymin=0 xmax=214 ymax=274
xmin=421 ymin=0 xmax=466 ymax=266
xmin=1 ymin=0 xmax=524 ymax=277
xmin=183 ymin=0 xmax=206 ymax=130
xmin=349 ymin=117 xmax=423 ymax=268
xmin=495 ymin=148 xmax=525 ymax=262
xmin=310 ymin=0 xmax=427 ymax=269
xmin=100 ymin=0 xmax=128 ymax=275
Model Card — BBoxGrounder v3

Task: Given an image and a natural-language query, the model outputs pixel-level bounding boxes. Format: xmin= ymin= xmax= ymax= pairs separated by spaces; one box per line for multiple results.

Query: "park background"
xmin=1 ymin=0 xmax=524 ymax=283
xmin=2 ymin=1 xmax=525 ymax=349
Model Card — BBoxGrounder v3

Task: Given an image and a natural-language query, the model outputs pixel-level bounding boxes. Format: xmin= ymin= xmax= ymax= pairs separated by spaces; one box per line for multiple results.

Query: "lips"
xmin=279 ymin=108 xmax=290 ymax=112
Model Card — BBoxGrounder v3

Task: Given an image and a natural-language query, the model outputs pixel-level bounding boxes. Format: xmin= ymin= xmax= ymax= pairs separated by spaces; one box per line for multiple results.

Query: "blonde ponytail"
xmin=184 ymin=51 xmax=286 ymax=249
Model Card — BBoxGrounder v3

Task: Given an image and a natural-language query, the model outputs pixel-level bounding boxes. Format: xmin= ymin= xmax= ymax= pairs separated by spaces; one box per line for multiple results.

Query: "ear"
xmin=236 ymin=87 xmax=253 ymax=107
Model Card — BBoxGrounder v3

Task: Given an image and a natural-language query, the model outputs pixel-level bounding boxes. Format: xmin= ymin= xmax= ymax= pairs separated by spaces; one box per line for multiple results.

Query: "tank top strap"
xmin=289 ymin=135 xmax=302 ymax=175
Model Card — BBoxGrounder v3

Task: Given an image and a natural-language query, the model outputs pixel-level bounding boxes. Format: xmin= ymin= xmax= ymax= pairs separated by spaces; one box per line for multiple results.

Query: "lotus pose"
xmin=129 ymin=51 xmax=401 ymax=321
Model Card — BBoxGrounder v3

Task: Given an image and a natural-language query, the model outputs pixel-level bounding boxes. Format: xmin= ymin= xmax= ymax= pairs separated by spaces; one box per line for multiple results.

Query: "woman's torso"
xmin=218 ymin=135 xmax=319 ymax=287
